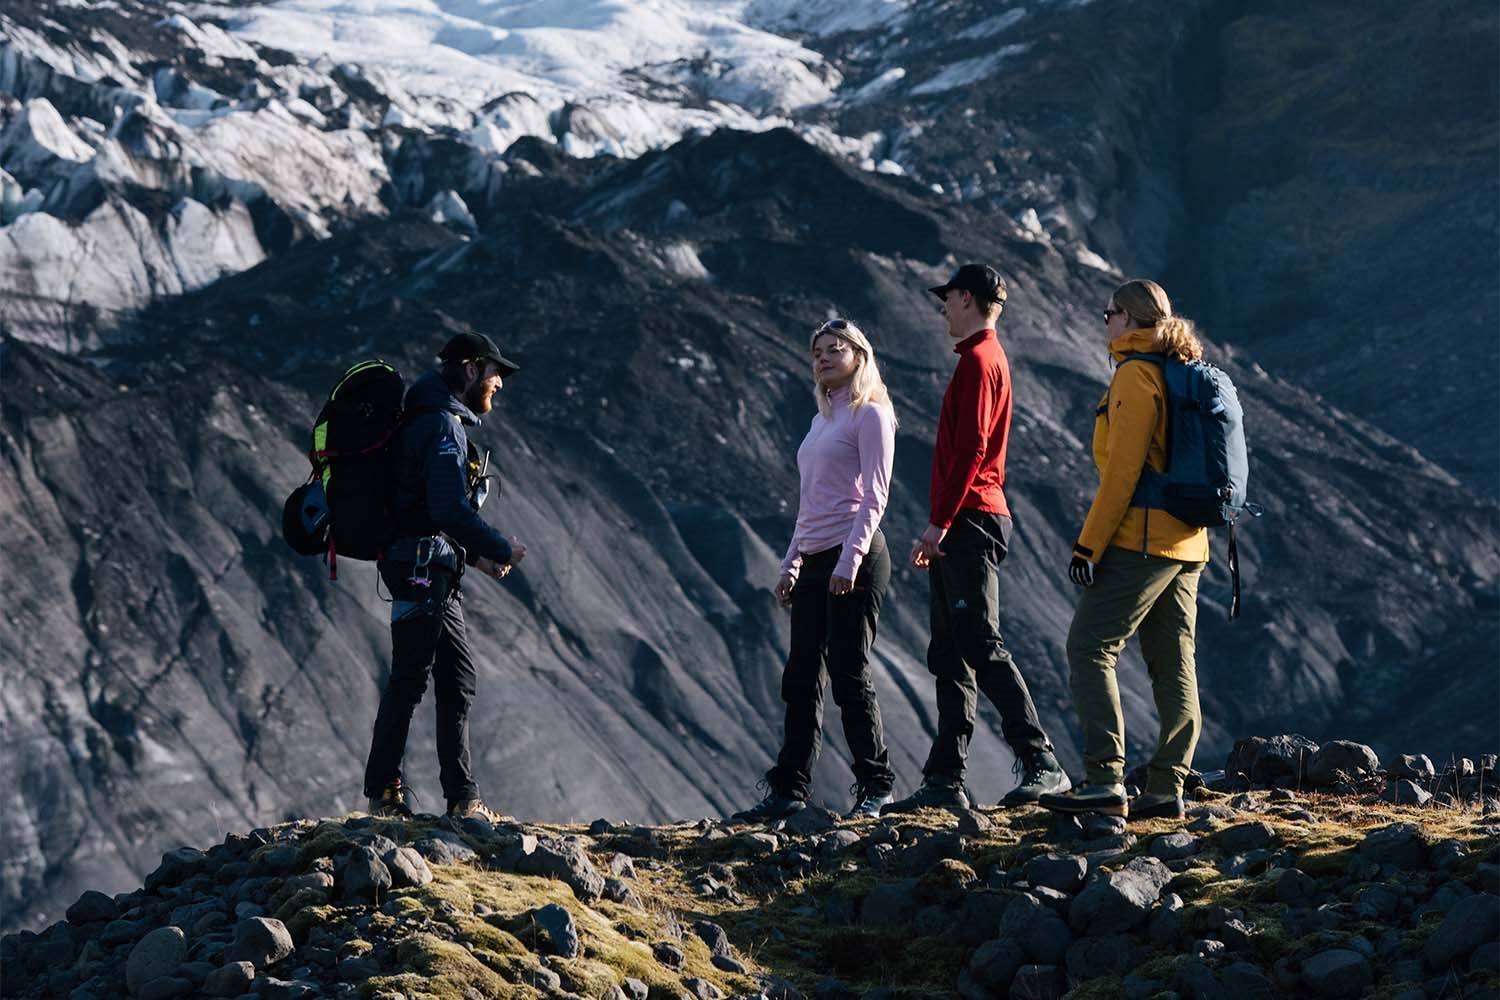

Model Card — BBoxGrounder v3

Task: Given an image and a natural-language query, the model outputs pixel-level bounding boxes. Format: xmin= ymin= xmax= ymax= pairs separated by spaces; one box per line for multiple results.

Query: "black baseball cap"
xmin=929 ymin=263 xmax=1008 ymax=303
xmin=438 ymin=331 xmax=520 ymax=376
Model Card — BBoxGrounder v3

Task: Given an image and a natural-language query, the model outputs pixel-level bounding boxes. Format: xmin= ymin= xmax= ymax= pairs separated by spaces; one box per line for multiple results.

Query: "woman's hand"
xmin=829 ymin=575 xmax=854 ymax=596
xmin=774 ymin=573 xmax=796 ymax=608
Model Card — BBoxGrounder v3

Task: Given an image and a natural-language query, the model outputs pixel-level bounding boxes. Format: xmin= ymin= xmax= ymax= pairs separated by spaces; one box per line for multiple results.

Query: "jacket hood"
xmin=406 ymin=369 xmax=479 ymax=425
xmin=1109 ymin=326 xmax=1159 ymax=362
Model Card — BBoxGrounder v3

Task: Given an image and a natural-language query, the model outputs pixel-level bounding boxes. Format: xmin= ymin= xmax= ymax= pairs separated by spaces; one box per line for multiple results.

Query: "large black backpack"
xmin=281 ymin=360 xmax=406 ymax=578
xmin=1119 ymin=353 xmax=1260 ymax=619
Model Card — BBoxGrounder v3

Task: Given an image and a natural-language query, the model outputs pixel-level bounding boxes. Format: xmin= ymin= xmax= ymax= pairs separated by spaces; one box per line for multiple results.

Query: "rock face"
xmin=3 ymin=0 xmax=1498 ymax=935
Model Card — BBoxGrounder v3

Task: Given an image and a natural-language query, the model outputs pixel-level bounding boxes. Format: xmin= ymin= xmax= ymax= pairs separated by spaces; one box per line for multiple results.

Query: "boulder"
xmin=1065 ymin=935 xmax=1143 ymax=979
xmin=652 ymin=941 xmax=686 ymax=970
xmin=1216 ymin=822 xmax=1276 ymax=853
xmin=1010 ymin=964 xmax=1065 ymax=1000
xmin=1357 ymin=824 xmax=1428 ymax=869
xmin=781 ymin=806 xmax=838 ymax=836
xmin=144 ymin=848 xmax=208 ymax=892
xmin=1024 ymin=853 xmax=1087 ymax=895
xmin=1381 ymin=780 xmax=1432 ymax=806
xmin=966 ymin=939 xmax=1025 ymax=994
xmin=861 ymin=879 xmax=920 ymax=929
xmin=1424 ymin=893 xmax=1500 ymax=968
xmin=339 ymin=847 xmax=392 ymax=901
xmin=1220 ymin=960 xmax=1274 ymax=1000
xmin=527 ymin=903 xmax=579 ymax=958
xmin=1225 ymin=735 xmax=1318 ymax=785
xmin=516 ymin=837 xmax=605 ymax=902
xmin=227 ymin=916 xmax=294 ymax=967
xmin=1150 ymin=832 xmax=1200 ymax=862
xmin=1387 ymin=754 xmax=1435 ymax=781
xmin=126 ymin=927 xmax=187 ymax=995
xmin=1069 ymin=857 xmax=1172 ymax=934
xmin=203 ymin=962 xmax=255 ymax=997
xmin=137 ymin=976 xmax=193 ymax=1000
xmin=694 ymin=920 xmax=731 ymax=958
xmin=381 ymin=846 xmax=432 ymax=888
xmin=1306 ymin=741 xmax=1380 ymax=786
xmin=1299 ymin=948 xmax=1372 ymax=997
xmin=66 ymin=890 xmax=120 ymax=925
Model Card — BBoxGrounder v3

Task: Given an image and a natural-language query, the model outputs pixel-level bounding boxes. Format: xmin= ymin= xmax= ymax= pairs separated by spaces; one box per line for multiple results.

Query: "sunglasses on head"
xmin=819 ymin=319 xmax=851 ymax=333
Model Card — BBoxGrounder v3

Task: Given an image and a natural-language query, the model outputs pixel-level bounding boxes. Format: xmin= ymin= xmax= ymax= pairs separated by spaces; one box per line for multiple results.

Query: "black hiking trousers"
xmin=922 ymin=510 xmax=1052 ymax=784
xmin=362 ymin=561 xmax=480 ymax=807
xmin=767 ymin=530 xmax=895 ymax=801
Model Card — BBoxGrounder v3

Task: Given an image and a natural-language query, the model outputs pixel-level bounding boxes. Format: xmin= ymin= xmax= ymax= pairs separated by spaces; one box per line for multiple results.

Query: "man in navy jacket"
xmin=363 ymin=331 xmax=526 ymax=822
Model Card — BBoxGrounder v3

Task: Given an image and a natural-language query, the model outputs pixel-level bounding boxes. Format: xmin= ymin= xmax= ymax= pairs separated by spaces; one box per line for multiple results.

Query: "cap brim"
xmin=489 ymin=355 xmax=520 ymax=377
xmin=928 ymin=283 xmax=953 ymax=299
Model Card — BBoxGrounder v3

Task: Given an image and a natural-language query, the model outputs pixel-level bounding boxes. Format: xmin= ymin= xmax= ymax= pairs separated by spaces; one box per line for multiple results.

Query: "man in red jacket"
xmin=885 ymin=264 xmax=1071 ymax=813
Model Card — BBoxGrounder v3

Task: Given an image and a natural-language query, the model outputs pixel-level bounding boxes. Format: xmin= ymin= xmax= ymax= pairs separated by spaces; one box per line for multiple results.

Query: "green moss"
xmin=385 ymin=896 xmax=428 ymax=918
xmin=285 ymin=904 xmax=341 ymax=941
xmin=375 ymin=932 xmax=509 ymax=999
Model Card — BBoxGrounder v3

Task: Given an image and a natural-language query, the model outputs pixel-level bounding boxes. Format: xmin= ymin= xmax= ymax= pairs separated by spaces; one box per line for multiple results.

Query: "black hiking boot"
xmin=1128 ymin=791 xmax=1185 ymax=821
xmin=844 ymin=783 xmax=894 ymax=819
xmin=880 ymin=778 xmax=969 ymax=815
xmin=732 ymin=786 xmax=807 ymax=824
xmin=368 ymin=782 xmax=413 ymax=819
xmin=1038 ymin=782 xmax=1128 ymax=817
xmin=999 ymin=750 xmax=1072 ymax=806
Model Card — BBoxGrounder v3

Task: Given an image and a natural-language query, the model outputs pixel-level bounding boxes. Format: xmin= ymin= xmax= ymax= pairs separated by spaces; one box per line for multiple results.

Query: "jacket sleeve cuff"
xmin=1072 ymin=542 xmax=1095 ymax=560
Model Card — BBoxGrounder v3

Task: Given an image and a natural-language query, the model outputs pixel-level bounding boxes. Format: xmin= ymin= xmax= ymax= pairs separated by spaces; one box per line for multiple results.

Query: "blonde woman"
xmin=1040 ymin=279 xmax=1209 ymax=821
xmin=733 ymin=319 xmax=898 ymax=822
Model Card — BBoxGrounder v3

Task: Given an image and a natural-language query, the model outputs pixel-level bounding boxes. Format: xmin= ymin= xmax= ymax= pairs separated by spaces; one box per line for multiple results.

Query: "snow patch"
xmin=909 ymin=44 xmax=1031 ymax=96
xmin=746 ymin=0 xmax=912 ymax=36
xmin=957 ymin=8 xmax=1028 ymax=41
xmin=661 ymin=241 xmax=710 ymax=280
xmin=1074 ymin=245 xmax=1120 ymax=275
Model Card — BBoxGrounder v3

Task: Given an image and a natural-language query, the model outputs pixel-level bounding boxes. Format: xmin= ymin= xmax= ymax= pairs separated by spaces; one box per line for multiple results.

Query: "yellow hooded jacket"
xmin=1073 ymin=327 xmax=1210 ymax=564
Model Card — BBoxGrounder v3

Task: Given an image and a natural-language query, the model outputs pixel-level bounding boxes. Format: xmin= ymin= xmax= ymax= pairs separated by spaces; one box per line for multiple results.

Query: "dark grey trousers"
xmin=922 ymin=510 xmax=1052 ymax=783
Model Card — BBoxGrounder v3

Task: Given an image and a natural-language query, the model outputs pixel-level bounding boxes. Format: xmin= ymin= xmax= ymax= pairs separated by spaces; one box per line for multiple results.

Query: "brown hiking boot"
xmin=448 ymin=798 xmax=507 ymax=824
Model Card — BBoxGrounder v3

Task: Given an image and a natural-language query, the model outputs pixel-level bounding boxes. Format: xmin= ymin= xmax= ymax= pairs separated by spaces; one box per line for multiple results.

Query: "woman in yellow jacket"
xmin=1039 ymin=278 xmax=1208 ymax=821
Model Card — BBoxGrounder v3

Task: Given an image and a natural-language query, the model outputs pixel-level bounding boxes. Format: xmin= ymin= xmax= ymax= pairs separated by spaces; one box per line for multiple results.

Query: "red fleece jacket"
xmin=929 ymin=328 xmax=1012 ymax=529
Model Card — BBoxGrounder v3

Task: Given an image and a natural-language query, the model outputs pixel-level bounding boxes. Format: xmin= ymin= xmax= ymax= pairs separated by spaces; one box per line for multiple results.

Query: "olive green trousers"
xmin=1065 ymin=547 xmax=1205 ymax=794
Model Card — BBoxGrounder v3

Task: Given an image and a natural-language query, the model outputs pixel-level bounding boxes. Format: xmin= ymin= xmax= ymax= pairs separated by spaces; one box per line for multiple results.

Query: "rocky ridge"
xmin=3 ymin=735 xmax=1499 ymax=1000
xmin=3 ymin=0 xmax=1497 ymax=940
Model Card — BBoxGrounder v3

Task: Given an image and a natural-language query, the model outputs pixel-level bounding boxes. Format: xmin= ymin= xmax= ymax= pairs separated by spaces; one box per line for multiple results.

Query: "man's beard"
xmin=465 ymin=383 xmax=493 ymax=414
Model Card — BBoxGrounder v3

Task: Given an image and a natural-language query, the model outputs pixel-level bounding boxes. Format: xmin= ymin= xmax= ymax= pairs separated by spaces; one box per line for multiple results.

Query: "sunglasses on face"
xmin=1102 ymin=307 xmax=1126 ymax=322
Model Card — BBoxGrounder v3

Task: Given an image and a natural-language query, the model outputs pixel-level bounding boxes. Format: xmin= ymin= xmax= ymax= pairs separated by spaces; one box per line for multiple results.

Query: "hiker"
xmin=362 ymin=331 xmax=526 ymax=822
xmin=734 ymin=319 xmax=899 ymax=822
xmin=1038 ymin=279 xmax=1208 ymax=821
xmin=884 ymin=264 xmax=1070 ymax=814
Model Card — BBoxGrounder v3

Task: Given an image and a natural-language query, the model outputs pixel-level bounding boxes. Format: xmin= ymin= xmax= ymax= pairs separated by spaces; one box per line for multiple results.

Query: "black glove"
xmin=1068 ymin=556 xmax=1095 ymax=587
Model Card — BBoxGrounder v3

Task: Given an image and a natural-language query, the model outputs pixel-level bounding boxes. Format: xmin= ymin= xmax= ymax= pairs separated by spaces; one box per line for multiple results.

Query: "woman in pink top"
xmin=733 ymin=319 xmax=898 ymax=822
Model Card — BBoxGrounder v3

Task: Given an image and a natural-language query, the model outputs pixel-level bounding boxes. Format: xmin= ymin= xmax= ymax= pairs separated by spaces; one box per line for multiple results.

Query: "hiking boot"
xmin=999 ymin=750 xmax=1072 ymax=806
xmin=368 ymin=782 xmax=413 ymax=819
xmin=731 ymin=787 xmax=806 ymax=824
xmin=1129 ymin=791 xmax=1185 ymax=821
xmin=880 ymin=778 xmax=969 ymax=815
xmin=1037 ymin=782 xmax=1128 ymax=817
xmin=448 ymin=798 xmax=507 ymax=824
xmin=845 ymin=783 xmax=894 ymax=819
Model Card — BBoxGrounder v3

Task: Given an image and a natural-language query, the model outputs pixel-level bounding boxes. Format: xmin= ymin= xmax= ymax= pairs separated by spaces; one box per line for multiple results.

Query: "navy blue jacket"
xmin=388 ymin=371 xmax=512 ymax=565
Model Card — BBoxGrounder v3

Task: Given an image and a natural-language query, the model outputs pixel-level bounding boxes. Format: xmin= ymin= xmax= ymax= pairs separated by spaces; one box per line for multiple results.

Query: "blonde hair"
xmin=1111 ymin=278 xmax=1204 ymax=363
xmin=809 ymin=320 xmax=898 ymax=428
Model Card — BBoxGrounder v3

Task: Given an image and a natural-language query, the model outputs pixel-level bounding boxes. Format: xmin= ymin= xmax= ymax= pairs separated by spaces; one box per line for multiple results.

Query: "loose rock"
xmin=126 ymin=927 xmax=187 ymax=995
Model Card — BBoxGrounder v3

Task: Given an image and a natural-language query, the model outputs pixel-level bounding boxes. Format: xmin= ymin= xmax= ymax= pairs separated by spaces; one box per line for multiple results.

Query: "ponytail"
xmin=1152 ymin=315 xmax=1204 ymax=363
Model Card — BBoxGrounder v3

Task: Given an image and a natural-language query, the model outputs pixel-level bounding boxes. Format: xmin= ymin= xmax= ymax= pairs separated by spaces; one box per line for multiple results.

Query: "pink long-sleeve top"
xmin=779 ymin=385 xmax=895 ymax=582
